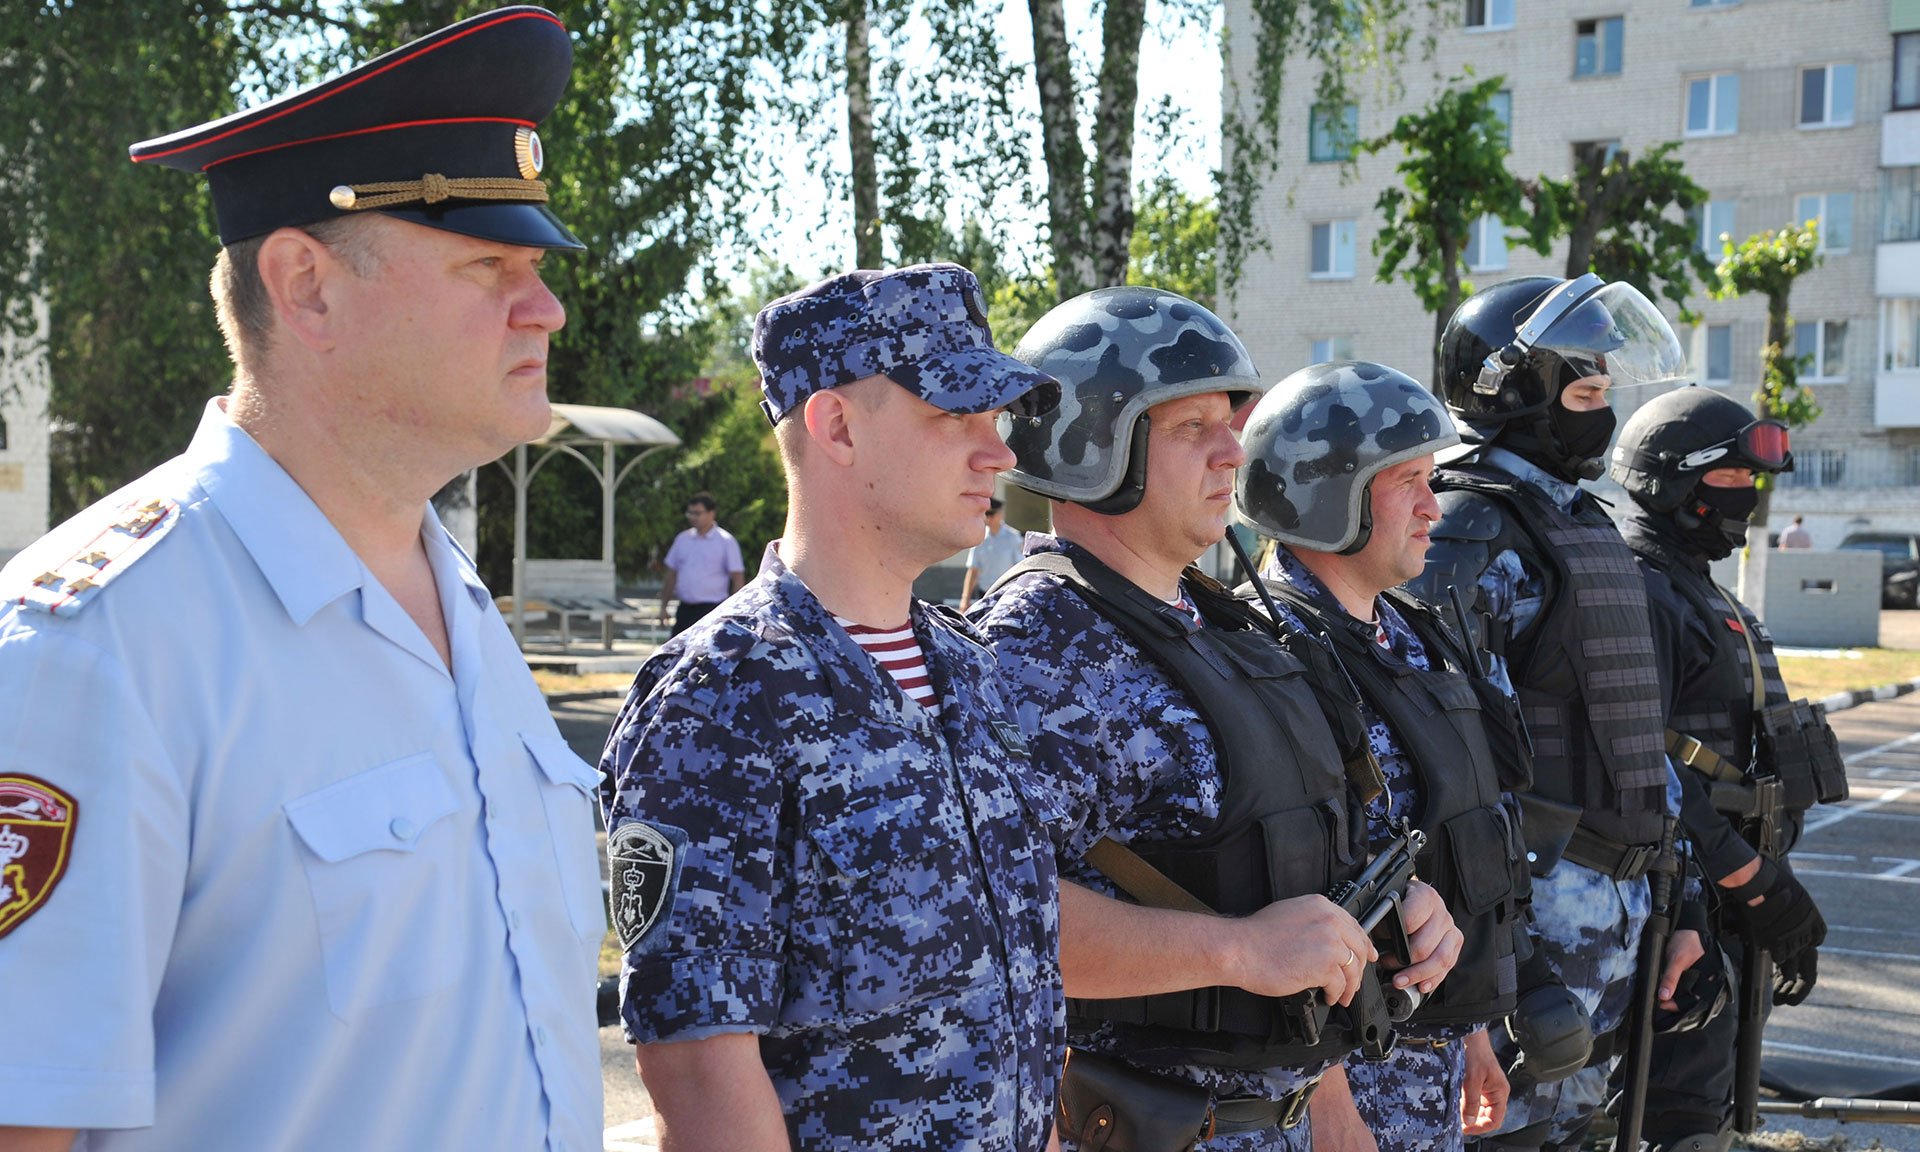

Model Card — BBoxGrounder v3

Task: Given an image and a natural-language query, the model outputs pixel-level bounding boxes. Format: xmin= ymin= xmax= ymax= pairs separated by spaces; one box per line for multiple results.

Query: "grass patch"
xmin=532 ymin=670 xmax=636 ymax=696
xmin=600 ymin=930 xmax=622 ymax=979
xmin=1776 ymin=649 xmax=1920 ymax=701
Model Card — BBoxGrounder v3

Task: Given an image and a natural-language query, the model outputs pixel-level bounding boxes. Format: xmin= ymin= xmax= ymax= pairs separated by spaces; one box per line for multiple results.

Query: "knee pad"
xmin=1505 ymin=983 xmax=1594 ymax=1087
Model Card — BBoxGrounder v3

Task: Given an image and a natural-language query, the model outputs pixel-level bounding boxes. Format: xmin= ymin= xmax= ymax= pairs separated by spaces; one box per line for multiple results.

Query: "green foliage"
xmin=1712 ymin=221 xmax=1824 ymax=431
xmin=1361 ymin=74 xmax=1556 ymax=359
xmin=1127 ymin=178 xmax=1218 ymax=311
xmin=1542 ymin=142 xmax=1714 ymax=324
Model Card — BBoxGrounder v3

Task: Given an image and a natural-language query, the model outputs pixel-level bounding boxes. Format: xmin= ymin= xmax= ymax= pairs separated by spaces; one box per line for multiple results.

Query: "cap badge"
xmin=514 ymin=127 xmax=544 ymax=179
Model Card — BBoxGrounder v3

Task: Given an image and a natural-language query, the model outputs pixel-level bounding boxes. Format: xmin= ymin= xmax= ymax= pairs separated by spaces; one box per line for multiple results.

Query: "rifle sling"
xmin=1085 ymin=837 xmax=1218 ymax=917
xmin=1668 ymin=576 xmax=1771 ymax=787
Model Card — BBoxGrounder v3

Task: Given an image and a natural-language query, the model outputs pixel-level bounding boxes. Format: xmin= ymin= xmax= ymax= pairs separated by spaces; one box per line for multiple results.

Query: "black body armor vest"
xmin=1432 ymin=466 xmax=1669 ymax=848
xmin=1004 ymin=551 xmax=1368 ymax=1070
xmin=1259 ymin=582 xmax=1524 ymax=1027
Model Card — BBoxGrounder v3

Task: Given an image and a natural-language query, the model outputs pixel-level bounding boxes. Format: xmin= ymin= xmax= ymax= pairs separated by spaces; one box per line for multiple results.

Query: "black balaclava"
xmin=1495 ymin=378 xmax=1618 ymax=484
xmin=1682 ymin=482 xmax=1761 ymax=558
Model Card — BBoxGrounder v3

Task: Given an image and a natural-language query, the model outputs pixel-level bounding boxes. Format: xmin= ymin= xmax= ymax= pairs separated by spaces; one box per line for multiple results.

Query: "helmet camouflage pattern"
xmin=1002 ymin=286 xmax=1262 ymax=508
xmin=1236 ymin=360 xmax=1460 ymax=553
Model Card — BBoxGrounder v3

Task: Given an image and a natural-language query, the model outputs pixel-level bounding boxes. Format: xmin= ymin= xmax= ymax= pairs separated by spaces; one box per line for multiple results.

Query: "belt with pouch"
xmin=1059 ymin=1047 xmax=1317 ymax=1151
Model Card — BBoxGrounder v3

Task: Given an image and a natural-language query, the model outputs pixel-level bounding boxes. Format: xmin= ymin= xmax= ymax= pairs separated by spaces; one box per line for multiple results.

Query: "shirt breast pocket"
xmin=802 ymin=772 xmax=988 ymax=1020
xmin=522 ymin=731 xmax=610 ymax=941
xmin=284 ymin=753 xmax=461 ymax=1018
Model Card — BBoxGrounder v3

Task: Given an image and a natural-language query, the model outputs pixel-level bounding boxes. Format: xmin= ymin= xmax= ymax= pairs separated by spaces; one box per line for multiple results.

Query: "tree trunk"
xmin=1028 ymin=0 xmax=1094 ymax=299
xmin=846 ymin=0 xmax=881 ymax=268
xmin=1434 ymin=236 xmax=1463 ymax=385
xmin=1090 ymin=0 xmax=1147 ymax=289
xmin=1739 ymin=289 xmax=1793 ymax=601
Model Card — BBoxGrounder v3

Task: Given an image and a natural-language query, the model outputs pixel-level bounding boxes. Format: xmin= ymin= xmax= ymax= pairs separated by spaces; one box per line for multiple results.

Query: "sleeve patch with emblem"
xmin=0 ymin=775 xmax=79 ymax=941
xmin=608 ymin=819 xmax=686 ymax=956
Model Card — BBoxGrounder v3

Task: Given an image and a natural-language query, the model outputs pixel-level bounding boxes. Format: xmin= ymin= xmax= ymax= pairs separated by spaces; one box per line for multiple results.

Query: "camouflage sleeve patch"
xmin=607 ymin=819 xmax=687 ymax=956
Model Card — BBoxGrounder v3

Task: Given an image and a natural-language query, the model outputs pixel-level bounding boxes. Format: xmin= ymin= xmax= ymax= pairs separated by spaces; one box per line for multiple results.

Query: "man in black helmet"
xmin=1407 ymin=274 xmax=1704 ymax=1152
xmin=974 ymin=288 xmax=1462 ymax=1151
xmin=1609 ymin=388 xmax=1845 ymax=1152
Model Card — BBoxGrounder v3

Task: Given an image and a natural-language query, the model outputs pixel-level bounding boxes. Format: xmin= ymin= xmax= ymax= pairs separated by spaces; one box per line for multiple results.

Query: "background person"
xmin=1777 ymin=516 xmax=1812 ymax=549
xmin=0 ymin=10 xmax=604 ymax=1149
xmin=957 ymin=496 xmax=1022 ymax=610
xmin=658 ymin=490 xmax=745 ymax=634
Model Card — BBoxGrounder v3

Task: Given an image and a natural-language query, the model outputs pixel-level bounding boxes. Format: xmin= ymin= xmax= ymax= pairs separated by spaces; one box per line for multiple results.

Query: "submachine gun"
xmin=1308 ymin=822 xmax=1426 ymax=1061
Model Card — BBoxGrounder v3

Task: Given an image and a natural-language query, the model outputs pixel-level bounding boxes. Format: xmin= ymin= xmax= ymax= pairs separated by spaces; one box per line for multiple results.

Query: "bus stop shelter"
xmin=495 ymin=402 xmax=680 ymax=643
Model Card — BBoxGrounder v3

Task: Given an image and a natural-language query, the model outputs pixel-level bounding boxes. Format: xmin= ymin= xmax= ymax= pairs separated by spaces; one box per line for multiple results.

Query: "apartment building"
xmin=0 ymin=302 xmax=50 ymax=567
xmin=1222 ymin=0 xmax=1920 ymax=545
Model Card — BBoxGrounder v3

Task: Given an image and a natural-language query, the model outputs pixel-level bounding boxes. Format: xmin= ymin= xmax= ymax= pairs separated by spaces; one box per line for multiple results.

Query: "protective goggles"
xmin=1677 ymin=420 xmax=1793 ymax=473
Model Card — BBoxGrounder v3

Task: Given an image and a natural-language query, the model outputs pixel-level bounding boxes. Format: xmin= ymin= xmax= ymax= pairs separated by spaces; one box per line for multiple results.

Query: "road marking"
xmin=1845 ymin=732 xmax=1920 ymax=765
xmin=1823 ymin=945 xmax=1920 ymax=961
xmin=1802 ymin=783 xmax=1918 ymax=835
xmin=1762 ymin=1040 xmax=1920 ymax=1071
xmin=605 ymin=1116 xmax=659 ymax=1152
xmin=1882 ymin=857 xmax=1920 ymax=878
xmin=1829 ymin=923 xmax=1920 ymax=941
xmin=1797 ymin=867 xmax=1920 ymax=884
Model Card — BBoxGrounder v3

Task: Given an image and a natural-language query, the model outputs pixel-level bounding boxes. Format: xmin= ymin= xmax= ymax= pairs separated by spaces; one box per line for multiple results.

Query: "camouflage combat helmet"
xmin=1002 ymin=287 xmax=1263 ymax=515
xmin=1236 ymin=361 xmax=1459 ymax=554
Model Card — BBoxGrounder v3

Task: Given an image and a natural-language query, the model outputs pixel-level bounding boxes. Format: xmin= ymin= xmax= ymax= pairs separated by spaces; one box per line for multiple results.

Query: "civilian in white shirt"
xmin=958 ymin=497 xmax=1025 ymax=610
xmin=659 ymin=491 xmax=746 ymax=635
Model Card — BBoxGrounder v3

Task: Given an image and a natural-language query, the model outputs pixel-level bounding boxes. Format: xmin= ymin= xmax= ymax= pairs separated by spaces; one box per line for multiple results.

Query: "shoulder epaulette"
xmin=8 ymin=498 xmax=182 ymax=618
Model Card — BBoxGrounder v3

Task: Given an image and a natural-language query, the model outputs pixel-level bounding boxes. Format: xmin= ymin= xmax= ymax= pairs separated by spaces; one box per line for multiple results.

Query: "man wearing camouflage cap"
xmin=973 ymin=288 xmax=1460 ymax=1151
xmin=599 ymin=263 xmax=1067 ymax=1150
xmin=1236 ymin=361 xmax=1543 ymax=1151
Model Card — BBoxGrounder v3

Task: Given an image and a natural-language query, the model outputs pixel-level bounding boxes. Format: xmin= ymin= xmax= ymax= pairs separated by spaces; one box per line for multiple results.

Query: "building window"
xmin=1489 ymin=90 xmax=1513 ymax=141
xmin=1573 ymin=139 xmax=1623 ymax=169
xmin=1898 ymin=32 xmax=1920 ymax=111
xmin=1792 ymin=320 xmax=1848 ymax=381
xmin=1465 ymin=0 xmax=1515 ymax=27
xmin=1699 ymin=323 xmax=1732 ymax=384
xmin=1685 ymin=73 xmax=1739 ymax=137
xmin=1799 ymin=64 xmax=1856 ymax=128
xmin=0 ymin=414 xmax=8 ymax=452
xmin=1887 ymin=299 xmax=1920 ymax=372
xmin=1310 ymin=104 xmax=1359 ymax=163
xmin=1794 ymin=192 xmax=1854 ymax=254
xmin=1779 ymin=448 xmax=1846 ymax=489
xmin=1694 ymin=200 xmax=1736 ymax=257
xmin=1574 ymin=17 xmax=1623 ymax=77
xmin=1311 ymin=221 xmax=1357 ymax=278
xmin=1466 ymin=215 xmax=1508 ymax=271
xmin=1886 ymin=167 xmax=1920 ymax=244
xmin=1309 ymin=336 xmax=1354 ymax=365
xmin=1690 ymin=0 xmax=1738 ymax=8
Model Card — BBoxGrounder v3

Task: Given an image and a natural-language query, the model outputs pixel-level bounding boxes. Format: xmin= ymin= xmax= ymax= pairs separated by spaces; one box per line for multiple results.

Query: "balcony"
xmin=1881 ymin=240 xmax=1920 ymax=296
xmin=1887 ymin=109 xmax=1920 ymax=167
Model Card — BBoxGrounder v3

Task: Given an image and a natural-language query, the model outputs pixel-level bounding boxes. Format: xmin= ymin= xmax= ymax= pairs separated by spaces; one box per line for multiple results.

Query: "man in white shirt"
xmin=958 ymin=497 xmax=1024 ymax=610
xmin=658 ymin=490 xmax=745 ymax=634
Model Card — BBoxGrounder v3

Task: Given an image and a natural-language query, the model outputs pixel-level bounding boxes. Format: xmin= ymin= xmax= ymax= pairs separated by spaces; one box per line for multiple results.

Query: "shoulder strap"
xmin=1667 ymin=575 xmax=1767 ymax=784
xmin=1084 ymin=837 xmax=1217 ymax=915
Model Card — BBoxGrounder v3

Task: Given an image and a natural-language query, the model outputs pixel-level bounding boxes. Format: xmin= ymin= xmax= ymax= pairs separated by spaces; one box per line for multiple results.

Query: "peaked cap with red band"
xmin=129 ymin=6 xmax=584 ymax=250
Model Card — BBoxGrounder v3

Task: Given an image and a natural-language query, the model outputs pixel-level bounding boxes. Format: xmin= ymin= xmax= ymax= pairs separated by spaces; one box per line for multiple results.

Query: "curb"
xmin=1820 ymin=676 xmax=1920 ymax=714
xmin=546 ymin=689 xmax=629 ymax=705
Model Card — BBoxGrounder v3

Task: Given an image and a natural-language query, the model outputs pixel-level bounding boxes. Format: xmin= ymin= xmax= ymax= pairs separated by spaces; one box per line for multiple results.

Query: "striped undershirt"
xmin=835 ymin=617 xmax=942 ymax=716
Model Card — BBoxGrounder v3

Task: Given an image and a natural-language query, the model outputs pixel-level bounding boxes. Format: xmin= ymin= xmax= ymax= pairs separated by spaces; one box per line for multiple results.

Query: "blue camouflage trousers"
xmin=1347 ymin=1035 xmax=1468 ymax=1152
xmin=1486 ymin=862 xmax=1650 ymax=1146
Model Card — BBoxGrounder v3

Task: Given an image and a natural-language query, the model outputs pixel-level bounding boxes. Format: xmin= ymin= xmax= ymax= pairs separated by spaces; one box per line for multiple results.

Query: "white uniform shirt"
xmin=0 ymin=399 xmax=604 ymax=1151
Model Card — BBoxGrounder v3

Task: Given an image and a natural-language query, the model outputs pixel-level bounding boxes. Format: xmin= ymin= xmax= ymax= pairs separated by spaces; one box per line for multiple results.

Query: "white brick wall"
xmin=0 ymin=298 xmax=52 ymax=566
xmin=1222 ymin=0 xmax=1902 ymax=486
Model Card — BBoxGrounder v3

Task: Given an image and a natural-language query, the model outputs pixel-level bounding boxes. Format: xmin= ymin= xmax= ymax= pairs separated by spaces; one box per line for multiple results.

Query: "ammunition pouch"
xmin=1057 ymin=1048 xmax=1312 ymax=1152
xmin=1757 ymin=700 xmax=1848 ymax=812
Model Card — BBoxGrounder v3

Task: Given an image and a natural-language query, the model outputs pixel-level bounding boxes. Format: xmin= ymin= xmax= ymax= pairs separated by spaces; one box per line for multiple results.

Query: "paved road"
xmin=563 ymin=692 xmax=1920 ymax=1151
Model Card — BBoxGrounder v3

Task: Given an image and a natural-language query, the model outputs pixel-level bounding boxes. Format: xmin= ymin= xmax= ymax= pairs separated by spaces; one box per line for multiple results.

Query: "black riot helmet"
xmin=1611 ymin=387 xmax=1792 ymax=556
xmin=1438 ymin=274 xmax=1690 ymax=481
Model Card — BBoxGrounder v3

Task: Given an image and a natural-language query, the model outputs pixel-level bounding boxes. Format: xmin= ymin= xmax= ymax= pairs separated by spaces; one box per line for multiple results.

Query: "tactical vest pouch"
xmin=1515 ymin=792 xmax=1582 ymax=878
xmin=1446 ymin=804 xmax=1521 ymax=917
xmin=1757 ymin=699 xmax=1848 ymax=811
xmin=1058 ymin=1047 xmax=1213 ymax=1152
xmin=1467 ymin=675 xmax=1535 ymax=792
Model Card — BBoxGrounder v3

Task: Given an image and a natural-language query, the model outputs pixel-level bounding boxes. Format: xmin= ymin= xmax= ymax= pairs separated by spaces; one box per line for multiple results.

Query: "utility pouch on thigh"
xmin=1058 ymin=1047 xmax=1214 ymax=1152
xmin=1758 ymin=700 xmax=1849 ymax=811
xmin=1515 ymin=792 xmax=1582 ymax=878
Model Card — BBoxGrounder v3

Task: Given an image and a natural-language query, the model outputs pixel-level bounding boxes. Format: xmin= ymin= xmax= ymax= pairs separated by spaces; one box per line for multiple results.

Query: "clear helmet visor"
xmin=1536 ymin=281 xmax=1691 ymax=395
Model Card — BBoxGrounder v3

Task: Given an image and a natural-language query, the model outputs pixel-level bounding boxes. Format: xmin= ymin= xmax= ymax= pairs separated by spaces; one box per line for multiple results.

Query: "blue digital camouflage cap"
xmin=752 ymin=263 xmax=1061 ymax=425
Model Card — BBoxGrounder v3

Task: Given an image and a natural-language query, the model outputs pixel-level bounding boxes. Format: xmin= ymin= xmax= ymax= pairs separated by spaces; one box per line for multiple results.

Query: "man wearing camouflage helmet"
xmin=1233 ymin=361 xmax=1541 ymax=1151
xmin=599 ymin=263 xmax=1066 ymax=1151
xmin=1406 ymin=275 xmax=1706 ymax=1152
xmin=1609 ymin=388 xmax=1843 ymax=1152
xmin=972 ymin=288 xmax=1461 ymax=1150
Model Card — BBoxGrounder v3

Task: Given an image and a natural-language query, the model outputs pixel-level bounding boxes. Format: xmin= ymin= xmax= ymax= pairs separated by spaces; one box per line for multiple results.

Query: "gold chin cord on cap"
xmin=327 ymin=174 xmax=548 ymax=212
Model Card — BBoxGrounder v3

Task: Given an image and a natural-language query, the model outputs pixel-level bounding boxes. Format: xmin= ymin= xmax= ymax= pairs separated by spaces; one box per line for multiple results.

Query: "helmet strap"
xmin=1083 ymin=416 xmax=1153 ymax=517
xmin=1338 ymin=488 xmax=1375 ymax=556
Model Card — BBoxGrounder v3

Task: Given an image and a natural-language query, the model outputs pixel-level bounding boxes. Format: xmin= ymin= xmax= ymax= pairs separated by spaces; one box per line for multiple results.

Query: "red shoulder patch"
xmin=0 ymin=775 xmax=79 ymax=941
xmin=1724 ymin=616 xmax=1745 ymax=634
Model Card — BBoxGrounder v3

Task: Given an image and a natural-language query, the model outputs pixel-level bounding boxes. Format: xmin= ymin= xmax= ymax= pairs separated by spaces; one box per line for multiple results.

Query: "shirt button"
xmin=389 ymin=817 xmax=416 ymax=840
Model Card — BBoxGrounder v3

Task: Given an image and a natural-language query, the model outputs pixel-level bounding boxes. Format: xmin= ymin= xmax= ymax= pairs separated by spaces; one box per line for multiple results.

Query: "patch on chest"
xmin=9 ymin=497 xmax=181 ymax=618
xmin=608 ymin=820 xmax=686 ymax=955
xmin=0 ymin=775 xmax=79 ymax=941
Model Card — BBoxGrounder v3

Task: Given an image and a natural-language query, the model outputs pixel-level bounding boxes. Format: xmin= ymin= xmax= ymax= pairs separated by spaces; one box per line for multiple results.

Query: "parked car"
xmin=1838 ymin=532 xmax=1920 ymax=608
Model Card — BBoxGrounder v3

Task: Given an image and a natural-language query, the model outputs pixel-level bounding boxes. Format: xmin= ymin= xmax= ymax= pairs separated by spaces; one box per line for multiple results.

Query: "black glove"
xmin=1727 ymin=858 xmax=1826 ymax=958
xmin=1774 ymin=946 xmax=1819 ymax=1006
